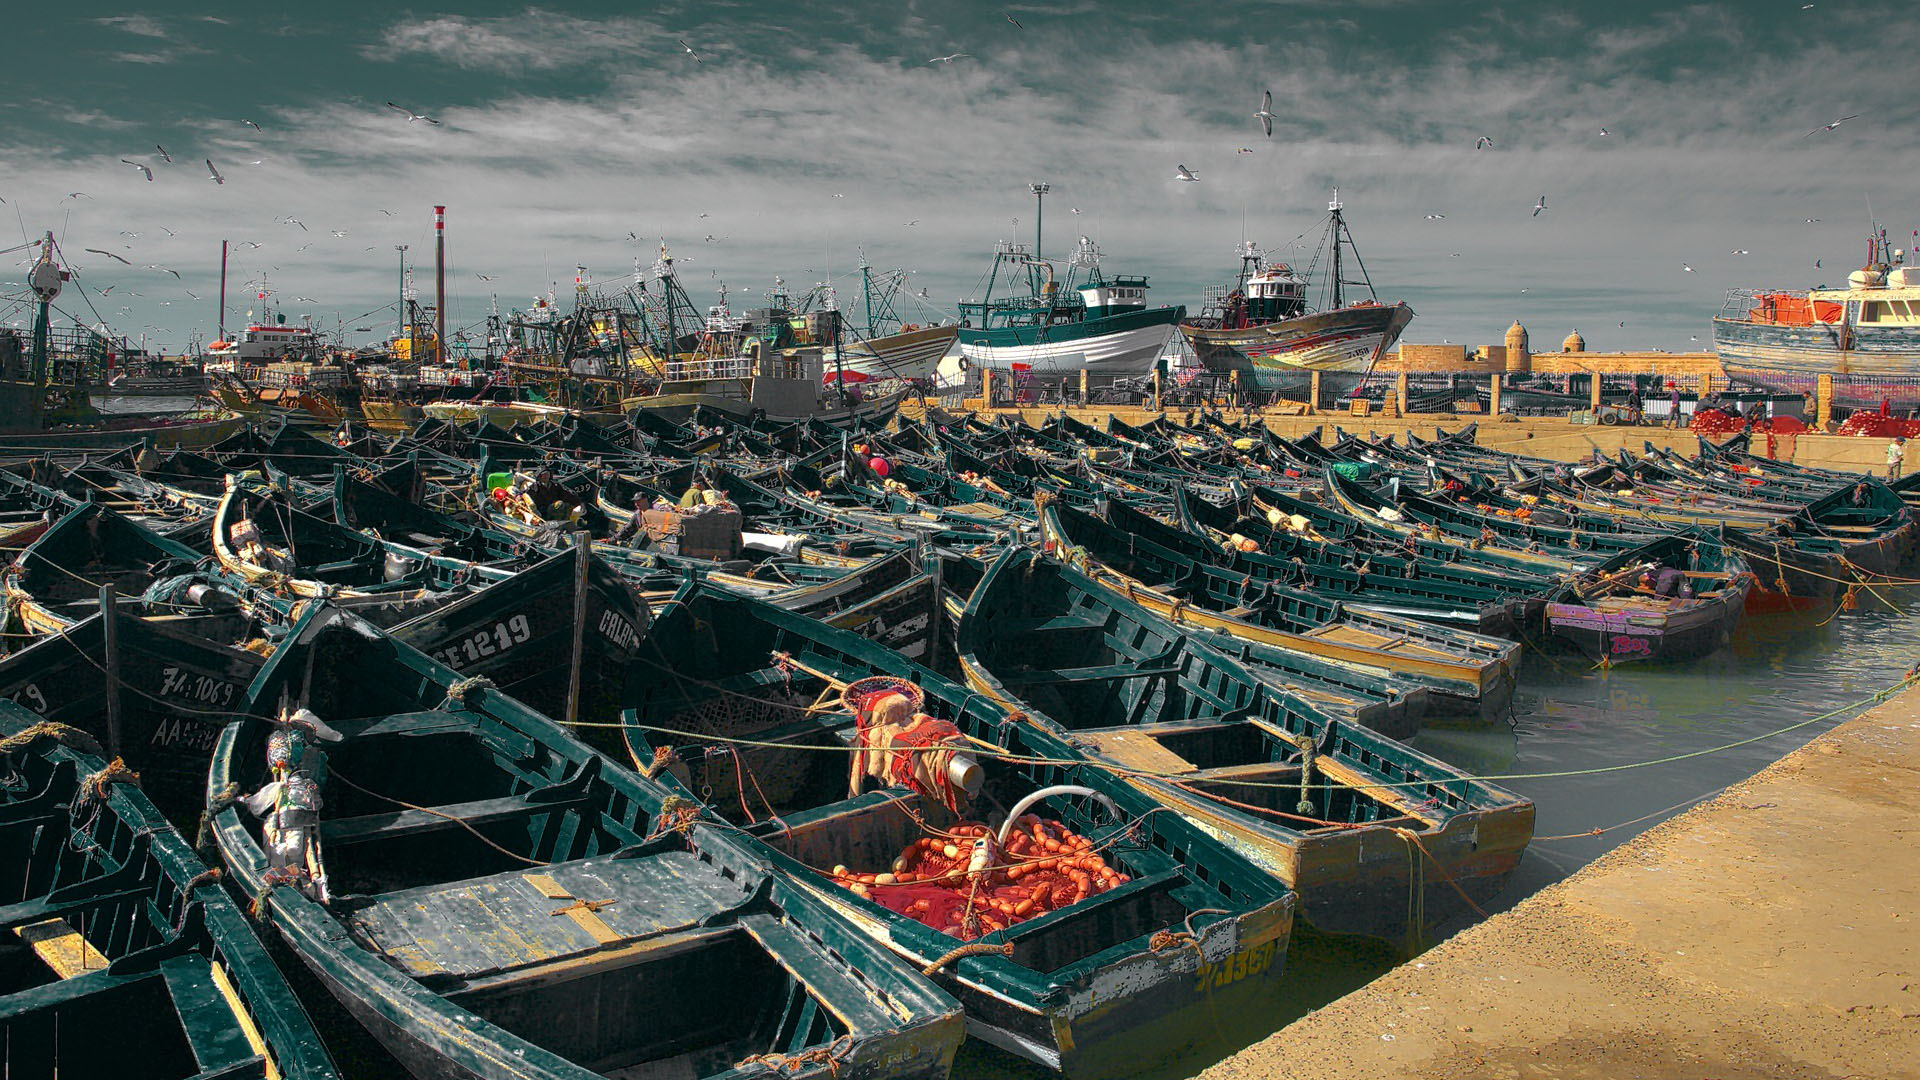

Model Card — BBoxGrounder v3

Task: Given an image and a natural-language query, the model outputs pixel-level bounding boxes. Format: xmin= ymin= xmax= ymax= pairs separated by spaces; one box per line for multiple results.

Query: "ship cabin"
xmin=1826 ymin=265 xmax=1920 ymax=326
xmin=1240 ymin=264 xmax=1308 ymax=323
xmin=1078 ymin=274 xmax=1152 ymax=319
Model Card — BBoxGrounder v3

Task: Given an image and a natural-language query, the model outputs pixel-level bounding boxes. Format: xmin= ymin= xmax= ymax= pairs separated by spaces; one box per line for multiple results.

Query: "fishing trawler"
xmin=1181 ymin=190 xmax=1413 ymax=396
xmin=1714 ymin=227 xmax=1920 ymax=408
xmin=956 ymin=231 xmax=1184 ymax=378
xmin=822 ymin=259 xmax=958 ymax=386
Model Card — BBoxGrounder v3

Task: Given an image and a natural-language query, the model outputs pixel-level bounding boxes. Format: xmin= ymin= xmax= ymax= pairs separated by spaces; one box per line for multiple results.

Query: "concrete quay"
xmin=1200 ymin=680 xmax=1920 ymax=1080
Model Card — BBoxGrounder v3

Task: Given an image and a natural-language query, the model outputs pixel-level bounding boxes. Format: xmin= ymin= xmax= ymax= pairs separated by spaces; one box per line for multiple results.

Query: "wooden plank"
xmin=1077 ymin=730 xmax=1197 ymax=775
xmin=209 ymin=958 xmax=283 ymax=1080
xmin=320 ymin=792 xmax=584 ymax=846
xmin=15 ymin=917 xmax=106 ymax=979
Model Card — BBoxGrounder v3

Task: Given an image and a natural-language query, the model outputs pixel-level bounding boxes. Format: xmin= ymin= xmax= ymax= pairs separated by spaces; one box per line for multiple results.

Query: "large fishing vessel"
xmin=1180 ymin=190 xmax=1413 ymax=396
xmin=1714 ymin=229 xmax=1920 ymax=408
xmin=822 ymin=259 xmax=958 ymax=386
xmin=956 ymin=233 xmax=1184 ymax=377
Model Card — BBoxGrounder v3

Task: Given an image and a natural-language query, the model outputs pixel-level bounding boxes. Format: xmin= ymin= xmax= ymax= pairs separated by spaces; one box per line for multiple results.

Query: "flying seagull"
xmin=677 ymin=39 xmax=702 ymax=62
xmin=84 ymin=248 xmax=131 ymax=265
xmin=1424 ymin=212 xmax=1446 ymax=220
xmin=1683 ymin=264 xmax=1695 ymax=272
xmin=205 ymin=159 xmax=224 ymax=185
xmin=65 ymin=192 xmax=92 ymax=200
xmin=1236 ymin=147 xmax=1254 ymax=155
xmin=237 ymin=241 xmax=263 ymax=249
xmin=1598 ymin=127 xmax=1610 ymax=136
xmin=385 ymin=102 xmax=441 ymax=125
xmin=1475 ymin=136 xmax=1493 ymax=149
xmin=902 ymin=220 xmax=919 ymax=227
xmin=155 ymin=144 xmax=172 ymax=163
xmin=1175 ymin=164 xmax=1199 ymax=182
xmin=377 ymin=209 xmax=395 ymax=216
xmin=282 ymin=216 xmax=306 ymax=231
xmin=1731 ymin=248 xmax=1750 ymax=255
xmin=296 ymin=243 xmax=313 ymax=252
xmin=1802 ymin=114 xmax=1858 ymax=137
xmin=1807 ymin=217 xmax=1820 ymax=223
xmin=143 ymin=264 xmax=181 ymax=279
xmin=927 ymin=52 xmax=969 ymax=64
xmin=703 ymin=234 xmax=719 ymax=242
xmin=185 ymin=289 xmax=201 ymax=300
xmin=1531 ymin=195 xmax=1547 ymax=217
xmin=330 ymin=229 xmax=347 ymax=237
xmin=241 ymin=119 xmax=261 ymax=131
xmin=294 ymin=296 xmax=317 ymax=303
xmin=477 ymin=273 xmax=496 ymax=281
xmin=1004 ymin=11 xmax=1025 ymax=29
xmin=121 ymin=159 xmax=154 ymax=181
xmin=1069 ymin=207 xmax=1082 ymax=214
xmin=1256 ymin=90 xmax=1275 ymax=138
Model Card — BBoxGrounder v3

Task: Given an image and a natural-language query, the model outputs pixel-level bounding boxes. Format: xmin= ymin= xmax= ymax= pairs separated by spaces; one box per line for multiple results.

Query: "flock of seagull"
xmin=10 ymin=11 xmax=1875 ymax=343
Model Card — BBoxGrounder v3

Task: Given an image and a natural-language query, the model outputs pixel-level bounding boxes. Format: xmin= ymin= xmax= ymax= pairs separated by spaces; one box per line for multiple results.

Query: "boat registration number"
xmin=432 ymin=614 xmax=533 ymax=669
xmin=1192 ymin=938 xmax=1280 ymax=992
xmin=598 ymin=610 xmax=641 ymax=652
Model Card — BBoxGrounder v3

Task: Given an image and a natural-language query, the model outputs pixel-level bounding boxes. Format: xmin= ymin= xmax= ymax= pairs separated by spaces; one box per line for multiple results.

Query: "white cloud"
xmin=5 ymin=4 xmax=1918 ymax=354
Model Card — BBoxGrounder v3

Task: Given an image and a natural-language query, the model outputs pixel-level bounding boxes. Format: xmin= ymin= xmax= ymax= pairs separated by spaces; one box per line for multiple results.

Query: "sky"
xmin=1 ymin=1 xmax=1916 ymax=356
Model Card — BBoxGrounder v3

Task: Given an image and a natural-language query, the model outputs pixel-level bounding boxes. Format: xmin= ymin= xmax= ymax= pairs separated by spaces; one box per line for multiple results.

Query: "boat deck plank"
xmin=351 ymin=852 xmax=754 ymax=980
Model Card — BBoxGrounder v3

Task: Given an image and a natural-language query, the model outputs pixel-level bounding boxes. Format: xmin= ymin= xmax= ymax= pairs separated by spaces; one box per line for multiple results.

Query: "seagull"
xmin=143 ymin=264 xmax=181 ymax=279
xmin=246 ymin=159 xmax=263 ymax=166
xmin=1618 ymin=321 xmax=1626 ymax=328
xmin=625 ymin=232 xmax=641 ymax=241
xmin=1802 ymin=114 xmax=1858 ymax=138
xmin=1424 ymin=212 xmax=1446 ymax=220
xmin=1475 ymin=136 xmax=1493 ymax=149
xmin=294 ymin=296 xmax=317 ymax=303
xmin=158 ymin=226 xmax=175 ymax=237
xmin=1598 ymin=127 xmax=1610 ymax=136
xmin=385 ymin=102 xmax=441 ymax=125
xmin=477 ymin=273 xmax=496 ymax=281
xmin=85 ymin=248 xmax=132 ymax=265
xmin=1004 ymin=11 xmax=1025 ymax=29
xmin=698 ymin=212 xmax=710 ymax=218
xmin=185 ymin=289 xmax=201 ymax=300
xmin=155 ymin=144 xmax=172 ymax=162
xmin=377 ymin=209 xmax=395 ymax=216
xmin=927 ymin=52 xmax=969 ymax=64
xmin=902 ymin=220 xmax=919 ymax=227
xmin=1683 ymin=263 xmax=1695 ymax=272
xmin=1069 ymin=207 xmax=1082 ymax=214
xmin=832 ymin=193 xmax=845 ymax=198
xmin=102 ymin=286 xmax=115 ymax=295
xmin=1236 ymin=147 xmax=1254 ymax=155
xmin=237 ymin=241 xmax=263 ymax=250
xmin=1256 ymin=90 xmax=1275 ymax=138
xmin=1731 ymin=248 xmax=1749 ymax=255
xmin=677 ymin=39 xmax=702 ymax=63
xmin=241 ymin=119 xmax=261 ymax=131
xmin=65 ymin=192 xmax=92 ymax=200
xmin=330 ymin=229 xmax=347 ymax=237
xmin=1175 ymin=164 xmax=1199 ymax=182
xmin=1691 ymin=335 xmax=1701 ymax=341
xmin=1815 ymin=259 xmax=1823 ymax=268
xmin=121 ymin=159 xmax=154 ymax=181
xmin=296 ymin=243 xmax=313 ymax=252
xmin=1806 ymin=217 xmax=1820 ymax=223
xmin=703 ymin=234 xmax=719 ymax=242
xmin=205 ymin=159 xmax=224 ymax=185
xmin=282 ymin=217 xmax=306 ymax=231
xmin=1531 ymin=195 xmax=1547 ymax=216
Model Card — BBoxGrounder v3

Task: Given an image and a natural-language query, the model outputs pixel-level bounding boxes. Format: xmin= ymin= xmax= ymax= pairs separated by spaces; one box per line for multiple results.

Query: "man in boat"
xmin=612 ymin=493 xmax=650 ymax=546
xmin=525 ymin=468 xmax=572 ymax=518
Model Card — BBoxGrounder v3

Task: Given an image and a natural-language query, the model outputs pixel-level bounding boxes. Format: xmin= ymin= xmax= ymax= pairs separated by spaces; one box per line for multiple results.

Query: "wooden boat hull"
xmin=1180 ymin=302 xmax=1414 ymax=391
xmin=1544 ymin=583 xmax=1750 ymax=664
xmin=957 ymin=547 xmax=1535 ymax=946
xmin=209 ymin=607 xmax=966 ymax=1080
xmin=824 ymin=324 xmax=958 ymax=383
xmin=0 ymin=709 xmax=338 ymax=1080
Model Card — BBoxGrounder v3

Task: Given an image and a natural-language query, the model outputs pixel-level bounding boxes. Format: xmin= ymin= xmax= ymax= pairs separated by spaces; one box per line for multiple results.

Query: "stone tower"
xmin=1562 ymin=328 xmax=1586 ymax=352
xmin=1505 ymin=320 xmax=1530 ymax=375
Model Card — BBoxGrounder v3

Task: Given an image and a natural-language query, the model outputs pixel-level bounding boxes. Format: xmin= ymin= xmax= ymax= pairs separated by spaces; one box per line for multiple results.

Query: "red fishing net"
xmin=831 ymin=818 xmax=1130 ymax=940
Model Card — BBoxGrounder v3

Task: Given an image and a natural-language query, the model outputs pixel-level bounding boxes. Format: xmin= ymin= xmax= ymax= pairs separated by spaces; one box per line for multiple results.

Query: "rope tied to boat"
xmin=196 ymin=781 xmax=242 ymax=854
xmin=650 ymin=794 xmax=703 ymax=839
xmin=443 ymin=675 xmax=495 ymax=707
xmin=0 ymin=721 xmax=102 ymax=757
xmin=641 ymin=745 xmax=679 ymax=779
xmin=80 ymin=757 xmax=140 ymax=803
xmin=734 ymin=1034 xmax=857 ymax=1078
xmin=183 ymin=867 xmax=223 ymax=894
xmin=1281 ymin=731 xmax=1317 ymax=816
xmin=921 ymin=939 xmax=1013 ymax=975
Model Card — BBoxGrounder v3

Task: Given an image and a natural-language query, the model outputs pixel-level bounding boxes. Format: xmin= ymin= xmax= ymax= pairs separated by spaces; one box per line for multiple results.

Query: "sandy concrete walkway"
xmin=1203 ymin=683 xmax=1920 ymax=1080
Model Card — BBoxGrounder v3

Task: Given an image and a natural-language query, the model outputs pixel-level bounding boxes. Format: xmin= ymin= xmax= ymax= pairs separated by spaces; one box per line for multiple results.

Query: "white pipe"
xmin=997 ymin=784 xmax=1120 ymax=846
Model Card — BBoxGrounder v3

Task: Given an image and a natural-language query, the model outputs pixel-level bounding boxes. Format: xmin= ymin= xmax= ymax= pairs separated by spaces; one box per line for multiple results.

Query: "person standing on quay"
xmin=1888 ymin=436 xmax=1906 ymax=480
xmin=1667 ymin=381 xmax=1682 ymax=428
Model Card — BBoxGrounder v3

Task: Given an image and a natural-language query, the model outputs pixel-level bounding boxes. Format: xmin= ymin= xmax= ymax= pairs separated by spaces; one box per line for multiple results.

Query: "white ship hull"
xmin=823 ymin=325 xmax=957 ymax=383
xmin=958 ymin=321 xmax=1176 ymax=377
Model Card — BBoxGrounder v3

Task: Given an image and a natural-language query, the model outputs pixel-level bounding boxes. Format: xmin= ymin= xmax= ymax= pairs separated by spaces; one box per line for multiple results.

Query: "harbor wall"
xmin=1200 ymin=677 xmax=1920 ymax=1080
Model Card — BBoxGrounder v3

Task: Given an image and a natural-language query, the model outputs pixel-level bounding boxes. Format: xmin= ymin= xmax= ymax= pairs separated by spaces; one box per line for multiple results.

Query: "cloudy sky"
xmin=2 ymin=1 xmax=1915 ymax=355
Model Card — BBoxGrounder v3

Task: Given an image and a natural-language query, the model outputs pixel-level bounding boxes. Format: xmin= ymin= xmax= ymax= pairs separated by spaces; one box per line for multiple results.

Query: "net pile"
xmin=832 ymin=817 xmax=1130 ymax=940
